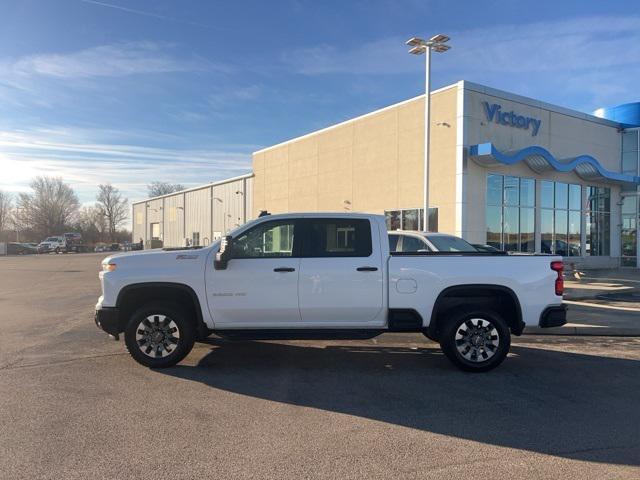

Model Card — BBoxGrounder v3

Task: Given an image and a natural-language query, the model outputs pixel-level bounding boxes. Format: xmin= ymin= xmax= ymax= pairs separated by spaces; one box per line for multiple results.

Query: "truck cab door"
xmin=297 ymin=218 xmax=384 ymax=326
xmin=207 ymin=219 xmax=302 ymax=327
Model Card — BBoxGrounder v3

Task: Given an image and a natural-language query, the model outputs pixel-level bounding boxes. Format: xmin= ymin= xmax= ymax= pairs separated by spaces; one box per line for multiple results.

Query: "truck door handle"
xmin=274 ymin=267 xmax=295 ymax=272
xmin=356 ymin=266 xmax=378 ymax=272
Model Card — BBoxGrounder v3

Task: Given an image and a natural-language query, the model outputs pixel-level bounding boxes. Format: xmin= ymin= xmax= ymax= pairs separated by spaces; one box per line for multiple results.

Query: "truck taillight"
xmin=550 ymin=261 xmax=564 ymax=296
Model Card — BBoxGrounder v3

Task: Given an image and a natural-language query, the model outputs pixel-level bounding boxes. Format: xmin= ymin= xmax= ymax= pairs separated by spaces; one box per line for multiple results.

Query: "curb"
xmin=524 ymin=326 xmax=640 ymax=337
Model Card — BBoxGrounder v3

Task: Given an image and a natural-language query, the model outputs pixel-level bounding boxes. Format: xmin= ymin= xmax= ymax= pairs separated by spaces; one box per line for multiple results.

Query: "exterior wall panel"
xmin=131 ymin=174 xmax=253 ymax=248
xmin=132 ymin=203 xmax=145 ymax=244
xmin=163 ymin=194 xmax=184 ymax=247
xmin=185 ymin=188 xmax=211 ymax=246
xmin=251 ymin=86 xmax=459 ymax=229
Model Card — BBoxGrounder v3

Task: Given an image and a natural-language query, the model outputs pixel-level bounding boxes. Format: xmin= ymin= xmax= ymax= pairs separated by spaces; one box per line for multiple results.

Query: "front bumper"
xmin=539 ymin=305 xmax=567 ymax=328
xmin=95 ymin=307 xmax=122 ymax=336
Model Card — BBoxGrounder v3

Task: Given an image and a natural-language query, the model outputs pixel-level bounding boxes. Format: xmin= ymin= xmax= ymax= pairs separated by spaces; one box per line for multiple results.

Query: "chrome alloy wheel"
xmin=135 ymin=314 xmax=180 ymax=358
xmin=455 ymin=318 xmax=500 ymax=363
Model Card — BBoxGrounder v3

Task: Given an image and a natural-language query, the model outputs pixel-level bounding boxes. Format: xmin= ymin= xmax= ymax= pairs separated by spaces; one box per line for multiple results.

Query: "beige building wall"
xmin=252 ymin=85 xmax=460 ymax=234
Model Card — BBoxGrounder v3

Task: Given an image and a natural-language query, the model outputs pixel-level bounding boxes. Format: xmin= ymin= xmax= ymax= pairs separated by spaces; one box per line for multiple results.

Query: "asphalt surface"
xmin=1 ymin=253 xmax=639 ymax=479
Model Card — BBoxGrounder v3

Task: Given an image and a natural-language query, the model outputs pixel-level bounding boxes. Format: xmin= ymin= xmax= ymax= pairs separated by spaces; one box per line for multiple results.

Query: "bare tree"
xmin=147 ymin=181 xmax=185 ymax=197
xmin=75 ymin=206 xmax=108 ymax=244
xmin=96 ymin=184 xmax=128 ymax=241
xmin=17 ymin=177 xmax=79 ymax=238
xmin=0 ymin=190 xmax=12 ymax=237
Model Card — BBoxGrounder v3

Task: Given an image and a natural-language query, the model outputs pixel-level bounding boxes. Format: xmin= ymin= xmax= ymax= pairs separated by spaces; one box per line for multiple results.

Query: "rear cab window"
xmin=305 ymin=218 xmax=372 ymax=257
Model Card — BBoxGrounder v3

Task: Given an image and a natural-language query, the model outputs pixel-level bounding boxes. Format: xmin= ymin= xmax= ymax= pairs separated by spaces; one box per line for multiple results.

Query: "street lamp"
xmin=406 ymin=34 xmax=451 ymax=231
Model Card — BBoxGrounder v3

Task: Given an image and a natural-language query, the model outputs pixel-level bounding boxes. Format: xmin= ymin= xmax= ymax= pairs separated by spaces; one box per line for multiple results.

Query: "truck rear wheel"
xmin=439 ymin=308 xmax=510 ymax=372
xmin=124 ymin=302 xmax=195 ymax=368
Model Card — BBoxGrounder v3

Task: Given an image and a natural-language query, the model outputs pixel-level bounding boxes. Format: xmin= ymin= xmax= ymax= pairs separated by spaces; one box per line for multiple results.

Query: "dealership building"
xmin=133 ymin=80 xmax=640 ymax=268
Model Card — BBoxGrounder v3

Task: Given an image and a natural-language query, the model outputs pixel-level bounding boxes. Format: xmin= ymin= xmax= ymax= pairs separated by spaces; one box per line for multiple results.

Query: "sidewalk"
xmin=525 ymin=268 xmax=640 ymax=336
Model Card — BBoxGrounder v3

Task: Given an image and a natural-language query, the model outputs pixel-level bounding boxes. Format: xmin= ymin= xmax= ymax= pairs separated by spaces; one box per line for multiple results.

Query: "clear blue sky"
xmin=1 ymin=0 xmax=639 ymax=207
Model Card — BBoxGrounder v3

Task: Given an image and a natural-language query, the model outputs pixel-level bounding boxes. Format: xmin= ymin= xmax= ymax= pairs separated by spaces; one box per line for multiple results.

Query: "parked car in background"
xmin=388 ymin=231 xmax=480 ymax=253
xmin=38 ymin=236 xmax=66 ymax=253
xmin=109 ymin=243 xmax=121 ymax=251
xmin=8 ymin=242 xmax=39 ymax=255
xmin=38 ymin=233 xmax=89 ymax=253
xmin=94 ymin=244 xmax=108 ymax=253
xmin=472 ymin=244 xmax=507 ymax=254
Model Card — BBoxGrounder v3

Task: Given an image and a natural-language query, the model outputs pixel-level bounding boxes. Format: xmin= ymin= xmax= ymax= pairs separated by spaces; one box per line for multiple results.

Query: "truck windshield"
xmin=427 ymin=235 xmax=478 ymax=252
xmin=45 ymin=237 xmax=58 ymax=242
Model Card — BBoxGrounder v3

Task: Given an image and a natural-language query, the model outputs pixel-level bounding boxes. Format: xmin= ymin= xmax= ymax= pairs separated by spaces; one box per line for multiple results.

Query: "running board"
xmin=213 ymin=329 xmax=386 ymax=341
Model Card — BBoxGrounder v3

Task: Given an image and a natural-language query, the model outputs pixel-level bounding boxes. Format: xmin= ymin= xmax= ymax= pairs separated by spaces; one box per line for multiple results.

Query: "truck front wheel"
xmin=124 ymin=302 xmax=196 ymax=368
xmin=439 ymin=308 xmax=510 ymax=372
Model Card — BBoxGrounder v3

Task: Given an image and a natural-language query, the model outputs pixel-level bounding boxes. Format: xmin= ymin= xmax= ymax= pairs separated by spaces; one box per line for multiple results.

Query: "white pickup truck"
xmin=95 ymin=212 xmax=566 ymax=372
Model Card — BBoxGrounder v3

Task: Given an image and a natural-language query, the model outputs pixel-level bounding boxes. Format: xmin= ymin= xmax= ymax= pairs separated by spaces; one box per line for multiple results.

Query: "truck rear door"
xmin=297 ymin=218 xmax=384 ymax=326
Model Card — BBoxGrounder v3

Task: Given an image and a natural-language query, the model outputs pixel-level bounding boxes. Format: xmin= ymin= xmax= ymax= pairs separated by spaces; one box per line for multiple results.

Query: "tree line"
xmin=0 ymin=179 xmax=186 ymax=245
xmin=0 ymin=177 xmax=129 ymax=244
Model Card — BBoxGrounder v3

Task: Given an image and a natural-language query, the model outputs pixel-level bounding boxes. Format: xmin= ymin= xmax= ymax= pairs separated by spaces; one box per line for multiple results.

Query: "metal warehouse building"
xmin=132 ymin=80 xmax=640 ymax=268
xmin=132 ymin=174 xmax=253 ymax=248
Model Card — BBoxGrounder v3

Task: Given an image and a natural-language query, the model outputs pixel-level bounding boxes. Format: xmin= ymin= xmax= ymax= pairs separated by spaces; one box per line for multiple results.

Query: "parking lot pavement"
xmin=1 ymin=254 xmax=640 ymax=479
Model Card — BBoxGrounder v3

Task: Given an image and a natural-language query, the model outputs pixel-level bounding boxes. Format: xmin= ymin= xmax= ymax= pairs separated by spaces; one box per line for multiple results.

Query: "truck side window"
xmin=388 ymin=234 xmax=400 ymax=252
xmin=232 ymin=220 xmax=296 ymax=258
xmin=400 ymin=236 xmax=429 ymax=252
xmin=307 ymin=219 xmax=372 ymax=257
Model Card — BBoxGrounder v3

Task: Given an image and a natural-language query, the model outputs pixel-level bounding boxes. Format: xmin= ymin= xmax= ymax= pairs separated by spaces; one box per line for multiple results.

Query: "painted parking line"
xmin=564 ymin=299 xmax=640 ymax=312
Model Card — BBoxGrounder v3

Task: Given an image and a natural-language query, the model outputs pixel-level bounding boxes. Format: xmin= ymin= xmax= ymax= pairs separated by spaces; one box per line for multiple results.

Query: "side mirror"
xmin=214 ymin=235 xmax=233 ymax=270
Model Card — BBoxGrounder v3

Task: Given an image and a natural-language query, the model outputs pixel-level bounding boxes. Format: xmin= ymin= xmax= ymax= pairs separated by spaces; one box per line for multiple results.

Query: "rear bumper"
xmin=539 ymin=305 xmax=567 ymax=328
xmin=95 ymin=307 xmax=122 ymax=336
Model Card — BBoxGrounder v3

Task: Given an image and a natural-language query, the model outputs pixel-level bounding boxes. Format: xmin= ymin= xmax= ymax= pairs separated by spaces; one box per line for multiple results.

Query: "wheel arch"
xmin=116 ymin=282 xmax=209 ymax=338
xmin=427 ymin=284 xmax=524 ymax=341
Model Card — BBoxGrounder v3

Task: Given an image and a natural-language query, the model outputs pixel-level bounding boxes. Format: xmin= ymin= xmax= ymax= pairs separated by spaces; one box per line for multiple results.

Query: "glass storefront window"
xmin=503 ymin=206 xmax=519 ymax=251
xmin=541 ymin=181 xmax=554 ymax=208
xmin=621 ymin=215 xmax=637 ymax=267
xmin=520 ymin=178 xmax=535 ymax=207
xmin=586 ymin=187 xmax=611 ymax=256
xmin=569 ymin=184 xmax=582 ymax=210
xmin=554 ymin=210 xmax=568 ymax=255
xmin=487 ymin=174 xmax=503 ymax=205
xmin=401 ymin=209 xmax=419 ymax=231
xmin=418 ymin=208 xmax=438 ymax=232
xmin=622 ymin=130 xmax=639 ymax=153
xmin=568 ymin=211 xmax=581 ymax=256
xmin=385 ymin=211 xmax=400 ymax=230
xmin=520 ymin=208 xmax=535 ymax=252
xmin=485 ymin=174 xmax=536 ymax=252
xmin=504 ymin=176 xmax=519 ymax=206
xmin=537 ymin=181 xmax=583 ymax=256
xmin=486 ymin=205 xmax=502 ymax=249
xmin=385 ymin=208 xmax=438 ymax=232
xmin=555 ymin=182 xmax=568 ymax=210
xmin=541 ymin=209 xmax=554 ymax=254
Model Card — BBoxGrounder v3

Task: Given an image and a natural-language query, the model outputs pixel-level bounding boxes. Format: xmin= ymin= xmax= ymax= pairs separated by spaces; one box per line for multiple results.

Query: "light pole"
xmin=406 ymin=34 xmax=451 ymax=231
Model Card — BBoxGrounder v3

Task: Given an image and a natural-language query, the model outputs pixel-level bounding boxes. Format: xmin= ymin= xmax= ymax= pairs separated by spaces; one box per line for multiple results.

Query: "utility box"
xmin=0 ymin=242 xmax=6 ymax=255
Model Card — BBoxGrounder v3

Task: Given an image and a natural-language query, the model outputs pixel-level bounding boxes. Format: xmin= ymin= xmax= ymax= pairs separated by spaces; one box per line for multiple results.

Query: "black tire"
xmin=439 ymin=308 xmax=510 ymax=372
xmin=124 ymin=302 xmax=196 ymax=368
xmin=54 ymin=247 xmax=60 ymax=254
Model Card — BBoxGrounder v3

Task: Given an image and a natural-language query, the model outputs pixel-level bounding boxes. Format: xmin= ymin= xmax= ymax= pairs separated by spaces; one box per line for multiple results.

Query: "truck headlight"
xmin=102 ymin=263 xmax=117 ymax=272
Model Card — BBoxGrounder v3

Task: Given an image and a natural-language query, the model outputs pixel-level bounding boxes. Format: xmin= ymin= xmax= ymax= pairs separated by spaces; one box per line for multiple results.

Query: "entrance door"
xmin=207 ymin=219 xmax=301 ymax=326
xmin=298 ymin=218 xmax=384 ymax=326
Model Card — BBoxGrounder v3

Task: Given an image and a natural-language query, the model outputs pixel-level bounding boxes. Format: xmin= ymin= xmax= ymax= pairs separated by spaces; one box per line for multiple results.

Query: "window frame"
xmin=231 ymin=219 xmax=302 ymax=259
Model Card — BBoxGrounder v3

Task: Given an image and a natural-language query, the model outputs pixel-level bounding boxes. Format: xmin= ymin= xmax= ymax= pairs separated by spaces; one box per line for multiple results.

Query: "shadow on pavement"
xmin=162 ymin=338 xmax=640 ymax=466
